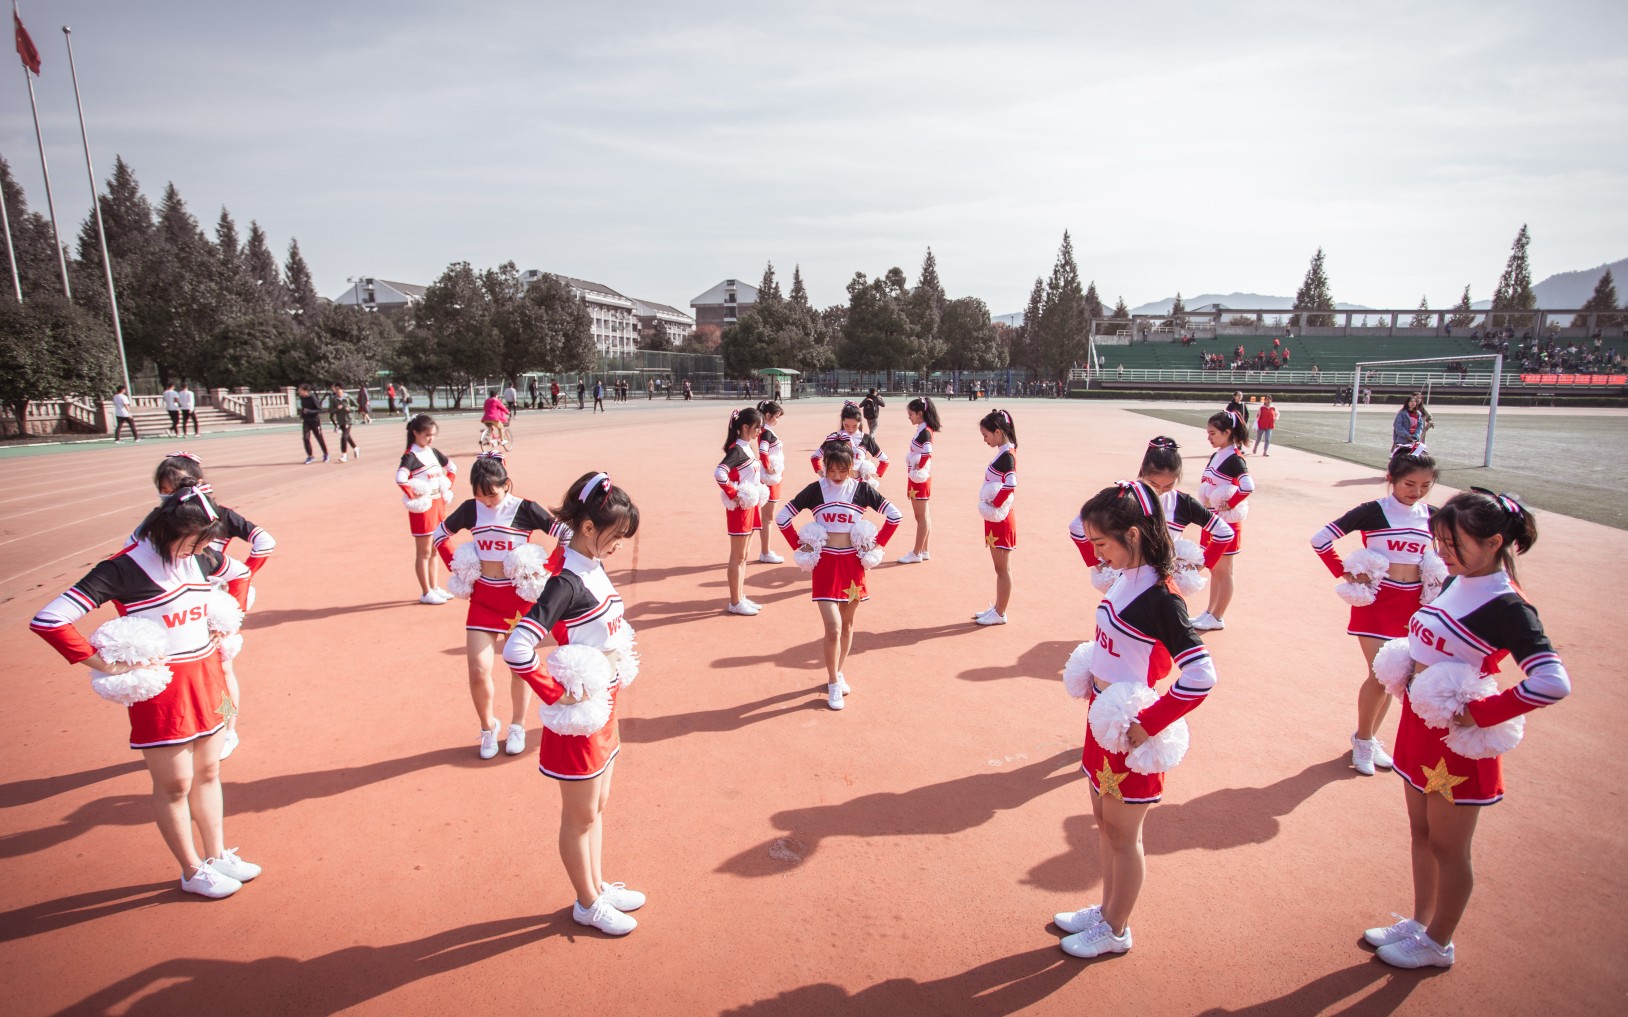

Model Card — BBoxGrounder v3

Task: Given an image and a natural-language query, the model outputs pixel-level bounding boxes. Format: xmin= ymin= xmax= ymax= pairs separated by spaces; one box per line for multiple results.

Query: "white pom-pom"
xmin=908 ymin=464 xmax=931 ymax=483
xmin=246 ymin=585 xmax=257 ymax=611
xmin=1217 ymin=501 xmax=1249 ymax=525
xmin=764 ymin=451 xmax=784 ymax=485
xmin=1171 ymin=539 xmax=1208 ymax=594
xmin=1445 ymin=714 xmax=1525 ymax=759
xmin=1088 ymin=681 xmax=1159 ymax=753
xmin=1090 ymin=565 xmax=1120 ymax=593
xmin=447 ymin=542 xmax=482 ymax=600
xmin=408 ymin=478 xmax=432 ymax=497
xmin=977 ymin=481 xmax=1012 ymax=522
xmin=1088 ymin=682 xmax=1190 ymax=773
xmin=1335 ymin=579 xmax=1380 ymax=606
xmin=440 ymin=478 xmax=456 ymax=504
xmin=1343 ymin=548 xmax=1391 ymax=582
xmin=743 ymin=480 xmax=770 ymax=508
xmin=794 ymin=546 xmax=822 ymax=571
xmin=206 ymin=590 xmax=244 ymax=636
xmin=1126 ymin=718 xmax=1190 ymax=774
xmin=536 ymin=644 xmax=614 ymax=736
xmin=90 ymin=665 xmax=174 ymax=706
xmin=606 ymin=624 xmax=640 ymax=688
xmin=1172 ymin=570 xmax=1208 ymax=596
xmin=90 ymin=616 xmax=170 ymax=665
xmin=1408 ymin=662 xmax=1491 ymax=729
xmin=1420 ymin=550 xmax=1448 ymax=605
xmin=854 ymin=457 xmax=878 ymax=481
xmin=1063 ymin=642 xmax=1095 ymax=699
xmin=851 ymin=518 xmax=879 ymax=551
xmin=859 ymin=546 xmax=884 ymax=569
xmin=402 ymin=494 xmax=433 ymax=512
xmin=1371 ymin=637 xmax=1415 ymax=698
xmin=446 ymin=570 xmax=477 ymax=599
xmin=218 ymin=633 xmax=244 ymax=662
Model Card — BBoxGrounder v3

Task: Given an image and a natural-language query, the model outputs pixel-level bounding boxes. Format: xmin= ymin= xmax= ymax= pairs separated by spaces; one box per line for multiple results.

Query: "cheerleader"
xmin=1191 ymin=410 xmax=1253 ymax=631
xmin=1310 ymin=444 xmax=1438 ymax=776
xmin=1071 ymin=437 xmax=1235 ymax=591
xmin=973 ymin=409 xmax=1017 ymax=625
xmin=30 ymin=485 xmax=261 ymax=899
xmin=1053 ymin=482 xmax=1217 ymax=958
xmin=144 ymin=453 xmax=276 ymax=761
xmin=1362 ymin=490 xmax=1569 ymax=969
xmin=717 ymin=407 xmax=767 ymax=616
xmin=809 ymin=402 xmax=888 ymax=485
xmin=897 ymin=396 xmax=942 ymax=564
xmin=396 ymin=413 xmax=458 ymax=604
xmin=776 ymin=438 xmax=903 ymax=710
xmin=755 ymin=400 xmax=787 ymax=565
xmin=433 ymin=453 xmax=572 ymax=759
xmin=501 ymin=472 xmax=644 ymax=935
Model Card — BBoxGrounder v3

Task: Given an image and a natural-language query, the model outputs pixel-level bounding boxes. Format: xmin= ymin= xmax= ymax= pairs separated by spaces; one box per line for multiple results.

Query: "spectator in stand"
xmin=111 ymin=384 xmax=139 ymax=442
xmin=1253 ymin=396 xmax=1278 ymax=456
xmin=1311 ymin=364 xmax=1321 ymax=380
xmin=162 ymin=383 xmax=180 ymax=436
xmin=177 ymin=383 xmax=199 ymax=435
xmin=299 ymin=385 xmax=329 ymax=464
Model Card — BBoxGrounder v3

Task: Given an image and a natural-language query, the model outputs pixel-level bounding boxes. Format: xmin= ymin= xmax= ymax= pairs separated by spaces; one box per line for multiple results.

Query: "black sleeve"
xmin=398 ymin=451 xmax=417 ymax=472
xmin=434 ymin=449 xmax=450 ymax=469
xmin=194 ymin=547 xmax=231 ymax=580
xmin=860 ymin=434 xmax=882 ymax=456
xmin=1174 ymin=492 xmax=1217 ymax=529
xmin=1149 ymin=588 xmax=1204 ymax=657
xmin=785 ymin=482 xmax=825 ymax=515
xmin=513 ymin=500 xmax=565 ymax=538
xmin=992 ymin=450 xmax=1016 ymax=473
xmin=525 ymin=573 xmax=582 ymax=632
xmin=722 ymin=445 xmax=750 ymax=469
xmin=440 ymin=499 xmax=477 ymax=535
xmin=70 ymin=558 xmax=132 ymax=609
xmin=218 ymin=505 xmax=257 ymax=544
xmin=1496 ymin=598 xmax=1557 ymax=664
xmin=1219 ymin=455 xmax=1249 ymax=480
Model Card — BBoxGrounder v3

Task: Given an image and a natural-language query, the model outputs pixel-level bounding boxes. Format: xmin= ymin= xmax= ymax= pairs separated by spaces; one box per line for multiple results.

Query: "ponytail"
xmin=554 ymin=471 xmax=640 ymax=539
xmin=909 ymin=396 xmax=942 ymax=431
xmin=1078 ymin=481 xmax=1175 ymax=580
xmin=407 ymin=412 xmax=436 ymax=448
xmin=757 ymin=399 xmax=783 ymax=420
xmin=723 ymin=406 xmax=763 ymax=453
xmin=154 ymin=452 xmax=205 ymax=493
xmin=1138 ymin=436 xmax=1183 ymax=481
xmin=136 ymin=480 xmax=226 ymax=564
xmin=1207 ymin=409 xmax=1249 ymax=448
xmin=979 ymin=408 xmax=1017 ymax=447
xmin=1432 ymin=489 xmax=1537 ymax=582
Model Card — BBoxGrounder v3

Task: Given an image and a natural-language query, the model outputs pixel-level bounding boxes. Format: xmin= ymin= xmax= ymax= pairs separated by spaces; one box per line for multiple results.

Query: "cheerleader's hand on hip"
xmin=1452 ymin=709 xmax=1477 ymax=728
xmin=1126 ymin=722 xmax=1150 ymax=748
xmin=84 ymin=654 xmax=164 ymax=675
xmin=1341 ymin=573 xmax=1375 ymax=586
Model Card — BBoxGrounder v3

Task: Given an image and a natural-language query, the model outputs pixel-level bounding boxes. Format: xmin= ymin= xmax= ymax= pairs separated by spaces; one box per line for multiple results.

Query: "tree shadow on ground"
xmin=956 ymin=639 xmax=1077 ymax=683
xmin=53 ymin=912 xmax=578 ymax=1016
xmin=621 ymin=686 xmax=826 ymax=744
xmin=1023 ymin=756 xmax=1357 ymax=892
xmin=717 ymin=750 xmax=1081 ymax=876
xmin=0 ymin=744 xmax=492 ymax=860
xmin=0 ymin=759 xmax=144 ymax=809
xmin=718 ymin=945 xmax=1082 ymax=1017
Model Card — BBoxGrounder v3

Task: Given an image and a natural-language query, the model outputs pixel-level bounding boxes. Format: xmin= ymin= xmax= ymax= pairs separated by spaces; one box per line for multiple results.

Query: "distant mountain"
xmin=1129 ymin=293 xmax=1372 ymax=316
xmin=1469 ymin=256 xmax=1627 ymax=310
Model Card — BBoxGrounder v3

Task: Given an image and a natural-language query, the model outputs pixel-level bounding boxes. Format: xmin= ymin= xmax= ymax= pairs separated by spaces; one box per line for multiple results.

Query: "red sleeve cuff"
xmin=1315 ymin=544 xmax=1345 ymax=577
xmin=1136 ymin=691 xmax=1202 ymax=736
xmin=36 ymin=624 xmax=94 ymax=664
xmin=1466 ymin=689 xmax=1539 ymax=727
xmin=246 ymin=555 xmax=269 ymax=576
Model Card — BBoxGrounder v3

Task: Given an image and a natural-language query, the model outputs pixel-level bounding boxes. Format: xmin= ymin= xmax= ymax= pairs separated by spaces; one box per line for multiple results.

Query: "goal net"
xmin=1342 ymin=354 xmax=1503 ymax=469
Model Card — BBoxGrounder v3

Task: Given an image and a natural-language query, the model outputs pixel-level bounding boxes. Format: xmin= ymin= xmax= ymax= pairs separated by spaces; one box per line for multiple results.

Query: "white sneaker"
xmin=1369 ymin=739 xmax=1395 ymax=770
xmin=181 ymin=862 xmax=242 ymax=899
xmin=1054 ymin=904 xmax=1103 ymax=934
xmin=208 ymin=847 xmax=262 ymax=883
xmin=1191 ymin=612 xmax=1225 ymax=631
xmin=433 ymin=587 xmax=452 ymax=600
xmin=353 ymin=447 xmax=361 ymax=458
xmin=338 ymin=454 xmax=348 ymax=462
xmin=219 ymin=729 xmax=240 ymax=760
xmin=1060 ymin=919 xmax=1132 ymax=958
xmin=573 ymin=893 xmax=637 ymax=935
xmin=836 ymin=671 xmax=850 ymax=695
xmin=599 ymin=881 xmax=646 ymax=912
xmin=827 ymin=683 xmax=845 ymax=710
xmin=727 ymin=601 xmax=760 ymax=616
xmin=504 ymin=724 xmax=526 ymax=756
xmin=1364 ymin=915 xmax=1424 ymax=947
xmin=1376 ymin=932 xmax=1454 ymax=969
xmin=919 ymin=551 xmax=930 ymax=561
xmin=897 ymin=552 xmax=923 ymax=564
xmin=420 ymin=591 xmax=447 ymax=605
xmin=741 ymin=597 xmax=763 ymax=610
xmin=757 ymin=551 xmax=785 ymax=564
xmin=1351 ymin=733 xmax=1376 ymax=776
xmin=303 ymin=457 xmax=316 ymax=465
xmin=479 ymin=725 xmax=500 ymax=760
xmin=974 ymin=607 xmax=1008 ymax=626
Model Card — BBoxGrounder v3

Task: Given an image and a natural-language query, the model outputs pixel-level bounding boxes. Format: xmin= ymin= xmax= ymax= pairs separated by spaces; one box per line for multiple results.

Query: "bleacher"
xmin=1101 ymin=335 xmax=1489 ymax=376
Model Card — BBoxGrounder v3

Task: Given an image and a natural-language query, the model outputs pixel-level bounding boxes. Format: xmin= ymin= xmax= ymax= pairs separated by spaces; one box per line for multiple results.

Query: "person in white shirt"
xmin=178 ymin=383 xmax=199 ymax=435
xmin=161 ymin=383 xmax=180 ymax=435
xmin=112 ymin=384 xmax=139 ymax=442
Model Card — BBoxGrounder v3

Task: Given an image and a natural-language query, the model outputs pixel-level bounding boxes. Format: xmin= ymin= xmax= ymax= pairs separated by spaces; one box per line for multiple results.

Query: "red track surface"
xmin=2 ymin=400 xmax=1622 ymax=1016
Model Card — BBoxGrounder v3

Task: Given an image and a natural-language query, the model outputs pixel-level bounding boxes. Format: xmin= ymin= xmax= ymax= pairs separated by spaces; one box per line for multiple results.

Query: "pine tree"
xmin=1411 ymin=296 xmax=1431 ymax=329
xmin=284 ymin=239 xmax=319 ymax=318
xmin=1167 ymin=292 xmax=1187 ymax=329
xmin=1110 ymin=296 xmax=1129 ymax=320
xmin=1292 ymin=248 xmax=1336 ymax=328
xmin=1012 ymin=276 xmax=1045 ymax=369
xmin=2 ymin=155 xmax=72 ymax=302
xmin=1449 ymin=285 xmax=1476 ymax=328
xmin=75 ymin=155 xmax=152 ymax=278
xmin=917 ymin=247 xmax=945 ymax=319
xmin=1490 ymin=224 xmax=1535 ymax=329
xmin=1573 ymin=269 xmax=1620 ymax=329
xmin=244 ymin=221 xmax=281 ymax=309
xmin=1035 ymin=231 xmax=1089 ymax=379
xmin=757 ymin=261 xmax=782 ymax=303
xmin=1083 ymin=281 xmax=1104 ymax=327
xmin=789 ymin=265 xmax=809 ymax=307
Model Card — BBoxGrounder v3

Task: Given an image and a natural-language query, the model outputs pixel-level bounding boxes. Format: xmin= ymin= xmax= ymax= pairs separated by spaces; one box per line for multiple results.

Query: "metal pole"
xmin=0 ymin=172 xmax=19 ymax=301
xmin=1485 ymin=354 xmax=1501 ymax=467
xmin=22 ymin=60 xmax=71 ymax=298
xmin=62 ymin=26 xmax=131 ymax=395
xmin=1348 ymin=363 xmax=1361 ymax=442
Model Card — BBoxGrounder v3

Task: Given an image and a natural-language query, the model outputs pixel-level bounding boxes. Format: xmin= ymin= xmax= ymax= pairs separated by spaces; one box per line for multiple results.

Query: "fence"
xmin=1068 ymin=367 xmax=1627 ymax=390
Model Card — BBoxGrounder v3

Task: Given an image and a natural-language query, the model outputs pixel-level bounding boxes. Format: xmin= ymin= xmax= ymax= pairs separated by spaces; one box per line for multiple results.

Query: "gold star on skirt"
xmin=1420 ymin=758 xmax=1468 ymax=802
xmin=985 ymin=531 xmax=999 ymax=549
xmin=215 ymin=692 xmax=238 ymax=722
xmin=1095 ymin=760 xmax=1127 ymax=801
xmin=845 ymin=580 xmax=865 ymax=604
xmin=504 ymin=609 xmax=526 ymax=631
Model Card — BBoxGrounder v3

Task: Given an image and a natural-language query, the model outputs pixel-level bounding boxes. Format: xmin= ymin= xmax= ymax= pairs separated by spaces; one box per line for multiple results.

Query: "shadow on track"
xmin=0 ymin=760 xmax=144 ymax=809
xmin=0 ymin=880 xmax=174 ymax=944
xmin=1192 ymin=961 xmax=1435 ymax=1016
xmin=244 ymin=600 xmax=410 ymax=628
xmin=1023 ymin=756 xmax=1358 ymax=892
xmin=54 ymin=912 xmax=579 ymax=1016
xmin=956 ymin=639 xmax=1076 ymax=683
xmin=717 ymin=750 xmax=1080 ymax=876
xmin=621 ymin=687 xmax=825 ymax=744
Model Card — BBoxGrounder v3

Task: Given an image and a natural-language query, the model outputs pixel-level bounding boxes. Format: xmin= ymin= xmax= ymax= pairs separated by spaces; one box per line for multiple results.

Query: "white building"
xmin=523 ymin=271 xmax=639 ymax=357
xmin=632 ymin=298 xmax=695 ymax=347
xmin=333 ymin=277 xmax=425 ymax=314
xmin=690 ymin=278 xmax=759 ymax=331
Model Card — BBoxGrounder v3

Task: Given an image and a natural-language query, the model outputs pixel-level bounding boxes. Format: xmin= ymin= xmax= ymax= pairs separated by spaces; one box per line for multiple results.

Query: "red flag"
xmin=14 ymin=7 xmax=40 ymax=75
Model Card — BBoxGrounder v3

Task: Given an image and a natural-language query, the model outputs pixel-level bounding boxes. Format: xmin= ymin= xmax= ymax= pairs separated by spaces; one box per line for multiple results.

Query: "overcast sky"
xmin=3 ymin=0 xmax=1625 ymax=314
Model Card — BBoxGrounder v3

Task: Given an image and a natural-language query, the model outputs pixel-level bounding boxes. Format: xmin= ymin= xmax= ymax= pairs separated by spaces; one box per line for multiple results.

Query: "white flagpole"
xmin=17 ymin=2 xmax=70 ymax=299
xmin=62 ymin=25 xmax=131 ymax=394
xmin=0 ymin=170 xmax=19 ymax=301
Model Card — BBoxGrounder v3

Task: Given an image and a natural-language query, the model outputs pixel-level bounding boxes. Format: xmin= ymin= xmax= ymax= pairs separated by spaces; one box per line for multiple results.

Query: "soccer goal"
xmin=1345 ymin=354 xmax=1503 ymax=468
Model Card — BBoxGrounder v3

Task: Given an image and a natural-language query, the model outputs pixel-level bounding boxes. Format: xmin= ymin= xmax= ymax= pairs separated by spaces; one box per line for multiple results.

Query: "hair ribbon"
xmin=579 ymin=472 xmax=611 ymax=502
xmin=178 ymin=483 xmax=219 ymax=521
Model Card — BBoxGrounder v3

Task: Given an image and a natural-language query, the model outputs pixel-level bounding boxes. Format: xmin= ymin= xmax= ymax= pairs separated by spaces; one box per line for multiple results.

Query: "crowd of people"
xmin=1200 ymin=339 xmax=1292 ymax=372
xmin=1479 ymin=329 xmax=1625 ymax=376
